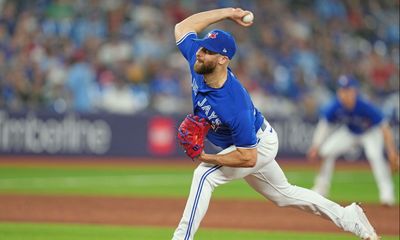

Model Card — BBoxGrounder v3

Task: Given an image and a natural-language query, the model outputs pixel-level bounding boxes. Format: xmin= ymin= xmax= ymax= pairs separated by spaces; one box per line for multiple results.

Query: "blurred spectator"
xmin=0 ymin=0 xmax=17 ymax=34
xmin=100 ymin=70 xmax=148 ymax=114
xmin=65 ymin=49 xmax=97 ymax=112
xmin=0 ymin=0 xmax=397 ymax=120
xmin=97 ymin=34 xmax=131 ymax=66
xmin=150 ymin=66 xmax=187 ymax=114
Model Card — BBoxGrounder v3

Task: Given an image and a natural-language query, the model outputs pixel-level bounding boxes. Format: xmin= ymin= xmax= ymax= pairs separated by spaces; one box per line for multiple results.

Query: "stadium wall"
xmin=0 ymin=110 xmax=397 ymax=159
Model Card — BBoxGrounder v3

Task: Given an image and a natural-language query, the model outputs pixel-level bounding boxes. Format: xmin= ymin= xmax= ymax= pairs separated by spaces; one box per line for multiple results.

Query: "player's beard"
xmin=194 ymin=60 xmax=216 ymax=75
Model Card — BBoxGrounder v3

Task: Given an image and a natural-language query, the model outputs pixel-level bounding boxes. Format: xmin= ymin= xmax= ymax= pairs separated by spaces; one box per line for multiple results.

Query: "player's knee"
xmin=193 ymin=166 xmax=206 ymax=178
xmin=192 ymin=166 xmax=220 ymax=189
xmin=264 ymin=191 xmax=287 ymax=206
xmin=319 ymin=144 xmax=339 ymax=158
xmin=269 ymin=196 xmax=291 ymax=207
xmin=193 ymin=166 xmax=217 ymax=183
xmin=267 ymin=186 xmax=297 ymax=207
xmin=319 ymin=149 xmax=336 ymax=159
xmin=364 ymin=151 xmax=381 ymax=161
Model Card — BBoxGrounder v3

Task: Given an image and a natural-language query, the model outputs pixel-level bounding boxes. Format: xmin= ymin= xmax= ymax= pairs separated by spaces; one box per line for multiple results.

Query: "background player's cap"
xmin=337 ymin=75 xmax=358 ymax=89
xmin=194 ymin=29 xmax=237 ymax=59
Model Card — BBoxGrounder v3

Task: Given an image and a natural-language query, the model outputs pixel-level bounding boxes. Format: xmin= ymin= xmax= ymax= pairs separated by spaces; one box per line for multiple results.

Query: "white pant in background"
xmin=314 ymin=126 xmax=394 ymax=205
xmin=173 ymin=121 xmax=355 ymax=240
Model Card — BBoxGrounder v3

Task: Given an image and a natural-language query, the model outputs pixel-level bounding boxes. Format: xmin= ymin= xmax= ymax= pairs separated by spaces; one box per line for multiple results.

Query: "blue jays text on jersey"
xmin=322 ymin=95 xmax=384 ymax=134
xmin=195 ymin=94 xmax=222 ymax=129
xmin=177 ymin=32 xmax=264 ymax=149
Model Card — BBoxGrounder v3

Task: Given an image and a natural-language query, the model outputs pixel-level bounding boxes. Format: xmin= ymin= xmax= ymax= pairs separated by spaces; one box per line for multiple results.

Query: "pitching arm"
xmin=196 ymin=147 xmax=257 ymax=168
xmin=174 ymin=8 xmax=252 ymax=42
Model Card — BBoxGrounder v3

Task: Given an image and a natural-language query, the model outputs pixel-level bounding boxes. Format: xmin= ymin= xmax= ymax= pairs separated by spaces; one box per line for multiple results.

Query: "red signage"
xmin=147 ymin=116 xmax=176 ymax=155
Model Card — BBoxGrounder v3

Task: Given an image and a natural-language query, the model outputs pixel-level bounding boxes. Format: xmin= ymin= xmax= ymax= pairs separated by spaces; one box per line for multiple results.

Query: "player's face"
xmin=194 ymin=47 xmax=219 ymax=74
xmin=337 ymin=87 xmax=357 ymax=109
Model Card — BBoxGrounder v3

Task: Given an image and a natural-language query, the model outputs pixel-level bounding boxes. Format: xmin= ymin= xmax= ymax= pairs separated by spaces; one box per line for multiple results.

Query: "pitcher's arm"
xmin=174 ymin=8 xmax=252 ymax=41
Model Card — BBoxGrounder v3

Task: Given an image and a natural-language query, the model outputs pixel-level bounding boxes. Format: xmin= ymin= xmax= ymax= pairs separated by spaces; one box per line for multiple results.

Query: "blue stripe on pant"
xmin=184 ymin=165 xmax=222 ymax=240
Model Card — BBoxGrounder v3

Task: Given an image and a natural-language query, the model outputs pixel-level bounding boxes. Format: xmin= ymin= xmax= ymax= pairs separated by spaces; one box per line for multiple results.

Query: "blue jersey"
xmin=322 ymin=95 xmax=384 ymax=134
xmin=177 ymin=32 xmax=264 ymax=149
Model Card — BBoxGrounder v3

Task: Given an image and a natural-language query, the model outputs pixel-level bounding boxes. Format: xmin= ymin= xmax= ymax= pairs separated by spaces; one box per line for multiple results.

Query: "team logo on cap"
xmin=208 ymin=32 xmax=218 ymax=39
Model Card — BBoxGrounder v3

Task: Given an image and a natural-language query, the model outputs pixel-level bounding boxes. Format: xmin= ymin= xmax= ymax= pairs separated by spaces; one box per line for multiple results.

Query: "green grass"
xmin=0 ymin=164 xmax=398 ymax=239
xmin=0 ymin=164 xmax=398 ymax=203
xmin=0 ymin=222 xmax=398 ymax=240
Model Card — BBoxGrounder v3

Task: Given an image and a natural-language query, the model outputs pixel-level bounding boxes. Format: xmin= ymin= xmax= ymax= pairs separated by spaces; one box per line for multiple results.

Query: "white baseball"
xmin=242 ymin=12 xmax=254 ymax=23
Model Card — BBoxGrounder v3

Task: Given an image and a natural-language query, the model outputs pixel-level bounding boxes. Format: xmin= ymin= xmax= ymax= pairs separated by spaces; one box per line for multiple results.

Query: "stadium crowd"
xmin=0 ymin=0 xmax=398 ymax=121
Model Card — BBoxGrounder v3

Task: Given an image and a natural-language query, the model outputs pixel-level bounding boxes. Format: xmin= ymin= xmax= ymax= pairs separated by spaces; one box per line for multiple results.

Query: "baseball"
xmin=242 ymin=12 xmax=254 ymax=23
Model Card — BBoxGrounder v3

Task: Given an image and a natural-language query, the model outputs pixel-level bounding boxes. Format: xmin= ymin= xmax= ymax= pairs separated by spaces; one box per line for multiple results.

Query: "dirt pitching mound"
xmin=0 ymin=195 xmax=398 ymax=235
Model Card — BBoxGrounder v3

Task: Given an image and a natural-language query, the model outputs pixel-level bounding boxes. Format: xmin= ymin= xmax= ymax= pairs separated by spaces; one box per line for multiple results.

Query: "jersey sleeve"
xmin=176 ymin=32 xmax=199 ymax=62
xmin=229 ymin=110 xmax=257 ymax=148
xmin=321 ymin=99 xmax=340 ymax=123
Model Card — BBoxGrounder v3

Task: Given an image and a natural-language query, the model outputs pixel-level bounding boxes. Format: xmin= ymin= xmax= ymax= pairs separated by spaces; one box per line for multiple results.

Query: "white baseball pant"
xmin=313 ymin=125 xmax=395 ymax=205
xmin=172 ymin=121 xmax=352 ymax=240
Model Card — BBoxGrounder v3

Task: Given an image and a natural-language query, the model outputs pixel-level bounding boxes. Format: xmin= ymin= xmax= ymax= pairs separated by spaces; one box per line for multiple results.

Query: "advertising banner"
xmin=0 ymin=110 xmax=397 ymax=159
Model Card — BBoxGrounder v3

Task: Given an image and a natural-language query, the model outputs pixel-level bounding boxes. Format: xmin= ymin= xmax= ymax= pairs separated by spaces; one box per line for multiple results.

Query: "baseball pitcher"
xmin=173 ymin=7 xmax=379 ymax=240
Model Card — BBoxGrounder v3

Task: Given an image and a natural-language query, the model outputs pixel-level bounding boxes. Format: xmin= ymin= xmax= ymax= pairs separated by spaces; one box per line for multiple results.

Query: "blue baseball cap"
xmin=337 ymin=75 xmax=359 ymax=89
xmin=194 ymin=29 xmax=237 ymax=59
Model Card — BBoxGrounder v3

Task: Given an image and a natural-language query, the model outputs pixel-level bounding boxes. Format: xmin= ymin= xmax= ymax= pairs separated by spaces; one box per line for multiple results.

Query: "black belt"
xmin=261 ymin=121 xmax=267 ymax=132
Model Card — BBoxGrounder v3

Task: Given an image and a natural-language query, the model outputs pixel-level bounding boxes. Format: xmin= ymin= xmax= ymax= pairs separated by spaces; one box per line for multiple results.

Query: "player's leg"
xmin=172 ymin=163 xmax=223 ymax=240
xmin=172 ymin=160 xmax=275 ymax=240
xmin=313 ymin=127 xmax=357 ymax=196
xmin=361 ymin=126 xmax=395 ymax=206
xmin=244 ymin=160 xmax=379 ymax=239
xmin=245 ymin=160 xmax=344 ymax=224
xmin=173 ymin=122 xmax=278 ymax=240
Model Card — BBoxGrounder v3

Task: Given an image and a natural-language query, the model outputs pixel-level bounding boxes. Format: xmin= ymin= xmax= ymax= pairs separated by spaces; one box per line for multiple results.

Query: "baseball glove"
xmin=177 ymin=114 xmax=210 ymax=159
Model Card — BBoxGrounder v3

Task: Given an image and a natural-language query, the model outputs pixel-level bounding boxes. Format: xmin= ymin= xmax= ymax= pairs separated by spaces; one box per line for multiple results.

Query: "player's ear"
xmin=218 ymin=55 xmax=229 ymax=65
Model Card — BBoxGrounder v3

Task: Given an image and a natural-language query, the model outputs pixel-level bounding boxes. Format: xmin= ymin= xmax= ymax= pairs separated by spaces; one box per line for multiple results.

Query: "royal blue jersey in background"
xmin=322 ymin=95 xmax=384 ymax=134
xmin=177 ymin=32 xmax=264 ymax=149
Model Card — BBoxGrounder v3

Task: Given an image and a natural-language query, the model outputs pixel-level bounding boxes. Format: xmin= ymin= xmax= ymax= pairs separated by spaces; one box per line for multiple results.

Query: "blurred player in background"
xmin=173 ymin=8 xmax=379 ymax=240
xmin=308 ymin=75 xmax=399 ymax=206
